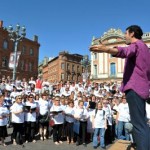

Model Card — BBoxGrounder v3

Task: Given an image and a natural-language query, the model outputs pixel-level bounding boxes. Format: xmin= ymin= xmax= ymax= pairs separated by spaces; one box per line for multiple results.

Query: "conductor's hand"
xmin=89 ymin=42 xmax=106 ymax=53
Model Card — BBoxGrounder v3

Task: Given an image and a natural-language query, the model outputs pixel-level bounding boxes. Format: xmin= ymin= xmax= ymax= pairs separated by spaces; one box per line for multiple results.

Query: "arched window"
xmin=29 ymin=62 xmax=33 ymax=71
xmin=61 ymin=73 xmax=64 ymax=80
xmin=21 ymin=60 xmax=24 ymax=70
xmin=2 ymin=57 xmax=8 ymax=67
xmin=94 ymin=53 xmax=97 ymax=60
xmin=110 ymin=63 xmax=116 ymax=76
xmin=22 ymin=46 xmax=26 ymax=54
xmin=61 ymin=63 xmax=65 ymax=70
xmin=3 ymin=40 xmax=8 ymax=49
xmin=94 ymin=65 xmax=97 ymax=78
xmin=25 ymin=63 xmax=28 ymax=71
xmin=72 ymin=64 xmax=75 ymax=72
xmin=29 ymin=48 xmax=34 ymax=56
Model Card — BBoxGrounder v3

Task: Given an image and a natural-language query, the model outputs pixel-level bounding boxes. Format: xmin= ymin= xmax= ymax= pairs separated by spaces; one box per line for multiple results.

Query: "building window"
xmin=67 ymin=63 xmax=70 ymax=70
xmin=72 ymin=64 xmax=75 ymax=72
xmin=94 ymin=65 xmax=97 ymax=76
xmin=3 ymin=40 xmax=8 ymax=49
xmin=61 ymin=73 xmax=64 ymax=80
xmin=25 ymin=63 xmax=28 ymax=71
xmin=77 ymin=66 xmax=79 ymax=72
xmin=82 ymin=67 xmax=84 ymax=73
xmin=2 ymin=57 xmax=8 ymax=67
xmin=22 ymin=46 xmax=26 ymax=54
xmin=20 ymin=60 xmax=24 ymax=70
xmin=61 ymin=63 xmax=65 ymax=70
xmin=110 ymin=63 xmax=116 ymax=76
xmin=94 ymin=53 xmax=97 ymax=60
xmin=29 ymin=48 xmax=34 ymax=56
xmin=67 ymin=74 xmax=70 ymax=80
xmin=29 ymin=62 xmax=33 ymax=72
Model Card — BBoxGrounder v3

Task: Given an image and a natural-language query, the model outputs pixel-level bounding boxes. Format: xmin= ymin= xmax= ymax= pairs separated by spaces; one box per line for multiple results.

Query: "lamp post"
xmin=81 ymin=55 xmax=90 ymax=84
xmin=8 ymin=24 xmax=26 ymax=81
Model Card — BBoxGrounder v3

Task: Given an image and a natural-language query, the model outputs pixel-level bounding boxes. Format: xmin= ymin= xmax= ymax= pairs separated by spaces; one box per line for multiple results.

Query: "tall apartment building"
xmin=0 ymin=20 xmax=40 ymax=80
xmin=90 ymin=28 xmax=150 ymax=82
xmin=41 ymin=51 xmax=84 ymax=83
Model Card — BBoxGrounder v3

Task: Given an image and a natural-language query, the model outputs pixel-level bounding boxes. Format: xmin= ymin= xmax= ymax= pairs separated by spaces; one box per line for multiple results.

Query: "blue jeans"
xmin=93 ymin=128 xmax=105 ymax=148
xmin=117 ymin=121 xmax=130 ymax=140
xmin=115 ymin=122 xmax=118 ymax=138
xmin=126 ymin=90 xmax=150 ymax=150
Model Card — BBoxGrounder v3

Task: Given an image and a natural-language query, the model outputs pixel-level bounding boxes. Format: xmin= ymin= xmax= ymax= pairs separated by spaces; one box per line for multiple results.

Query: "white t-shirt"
xmin=5 ymin=84 xmax=13 ymax=91
xmin=92 ymin=109 xmax=106 ymax=128
xmin=69 ymin=86 xmax=75 ymax=92
xmin=113 ymin=105 xmax=119 ymax=112
xmin=61 ymin=104 xmax=67 ymax=111
xmin=0 ymin=106 xmax=9 ymax=126
xmin=10 ymin=103 xmax=24 ymax=123
xmin=74 ymin=107 xmax=89 ymax=122
xmin=29 ymin=80 xmax=36 ymax=85
xmin=42 ymin=81 xmax=49 ymax=87
xmin=62 ymin=91 xmax=71 ymax=97
xmin=10 ymin=91 xmax=20 ymax=103
xmin=64 ymin=106 xmax=75 ymax=123
xmin=50 ymin=105 xmax=64 ymax=124
xmin=118 ymin=103 xmax=130 ymax=122
xmin=24 ymin=101 xmax=37 ymax=122
xmin=38 ymin=99 xmax=51 ymax=115
xmin=103 ymin=105 xmax=113 ymax=125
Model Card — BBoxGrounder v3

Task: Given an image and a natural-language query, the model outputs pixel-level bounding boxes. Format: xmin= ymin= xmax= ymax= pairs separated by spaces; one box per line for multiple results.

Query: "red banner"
xmin=9 ymin=51 xmax=21 ymax=69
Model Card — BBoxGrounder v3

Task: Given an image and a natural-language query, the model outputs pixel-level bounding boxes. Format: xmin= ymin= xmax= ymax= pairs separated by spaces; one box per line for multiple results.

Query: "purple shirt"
xmin=116 ymin=40 xmax=150 ymax=99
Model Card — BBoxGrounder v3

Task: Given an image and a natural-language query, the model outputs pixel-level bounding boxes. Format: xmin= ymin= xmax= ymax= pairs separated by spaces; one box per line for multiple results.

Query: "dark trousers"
xmin=62 ymin=121 xmax=67 ymax=139
xmin=25 ymin=121 xmax=36 ymax=141
xmin=105 ymin=125 xmax=113 ymax=144
xmin=77 ymin=121 xmax=87 ymax=144
xmin=66 ymin=122 xmax=74 ymax=141
xmin=53 ymin=124 xmax=63 ymax=142
xmin=12 ymin=123 xmax=24 ymax=143
xmin=126 ymin=90 xmax=150 ymax=150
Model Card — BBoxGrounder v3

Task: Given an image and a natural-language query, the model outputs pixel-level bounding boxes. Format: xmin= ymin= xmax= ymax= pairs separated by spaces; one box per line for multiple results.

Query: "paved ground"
xmin=0 ymin=128 xmax=113 ymax=150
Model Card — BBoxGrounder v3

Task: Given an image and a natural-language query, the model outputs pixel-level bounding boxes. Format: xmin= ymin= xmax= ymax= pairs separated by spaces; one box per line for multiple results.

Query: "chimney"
xmin=0 ymin=20 xmax=3 ymax=28
xmin=33 ymin=35 xmax=38 ymax=42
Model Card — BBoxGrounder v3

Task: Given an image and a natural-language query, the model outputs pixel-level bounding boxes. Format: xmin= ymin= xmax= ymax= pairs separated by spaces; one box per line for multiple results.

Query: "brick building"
xmin=42 ymin=51 xmax=85 ymax=83
xmin=0 ymin=20 xmax=40 ymax=80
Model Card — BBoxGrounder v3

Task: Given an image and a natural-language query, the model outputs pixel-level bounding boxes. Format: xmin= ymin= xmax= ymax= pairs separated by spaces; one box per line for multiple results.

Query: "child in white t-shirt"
xmin=92 ymin=101 xmax=107 ymax=149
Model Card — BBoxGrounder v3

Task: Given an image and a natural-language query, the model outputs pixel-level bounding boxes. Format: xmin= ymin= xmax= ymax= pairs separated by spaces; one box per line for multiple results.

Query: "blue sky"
xmin=1 ymin=0 xmax=150 ymax=63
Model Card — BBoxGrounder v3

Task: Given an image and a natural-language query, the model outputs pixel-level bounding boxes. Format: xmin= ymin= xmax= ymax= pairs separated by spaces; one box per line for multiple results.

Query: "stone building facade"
xmin=90 ymin=28 xmax=150 ymax=82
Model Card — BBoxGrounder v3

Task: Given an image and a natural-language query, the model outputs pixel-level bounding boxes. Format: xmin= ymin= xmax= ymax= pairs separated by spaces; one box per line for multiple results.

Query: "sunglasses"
xmin=18 ymin=98 xmax=22 ymax=99
xmin=29 ymin=97 xmax=33 ymax=98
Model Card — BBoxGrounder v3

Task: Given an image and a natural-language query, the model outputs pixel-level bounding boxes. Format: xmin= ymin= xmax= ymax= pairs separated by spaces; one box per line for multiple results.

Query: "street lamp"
xmin=81 ymin=55 xmax=90 ymax=84
xmin=8 ymin=24 xmax=26 ymax=81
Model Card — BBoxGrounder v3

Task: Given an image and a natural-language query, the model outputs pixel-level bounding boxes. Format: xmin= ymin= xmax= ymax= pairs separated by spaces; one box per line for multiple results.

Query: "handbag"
xmin=49 ymin=119 xmax=55 ymax=127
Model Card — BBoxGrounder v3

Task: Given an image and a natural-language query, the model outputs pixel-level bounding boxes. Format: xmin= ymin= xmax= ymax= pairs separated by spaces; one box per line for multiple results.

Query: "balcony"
xmin=71 ymin=70 xmax=76 ymax=75
xmin=66 ymin=69 xmax=71 ymax=74
xmin=108 ymin=74 xmax=117 ymax=78
xmin=91 ymin=75 xmax=98 ymax=79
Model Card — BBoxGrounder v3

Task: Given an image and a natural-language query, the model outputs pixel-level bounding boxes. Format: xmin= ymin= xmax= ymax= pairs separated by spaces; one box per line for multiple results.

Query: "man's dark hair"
xmin=126 ymin=25 xmax=143 ymax=39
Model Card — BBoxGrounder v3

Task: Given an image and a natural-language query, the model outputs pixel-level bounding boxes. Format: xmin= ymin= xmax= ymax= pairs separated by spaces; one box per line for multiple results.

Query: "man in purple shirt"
xmin=90 ymin=25 xmax=150 ymax=150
